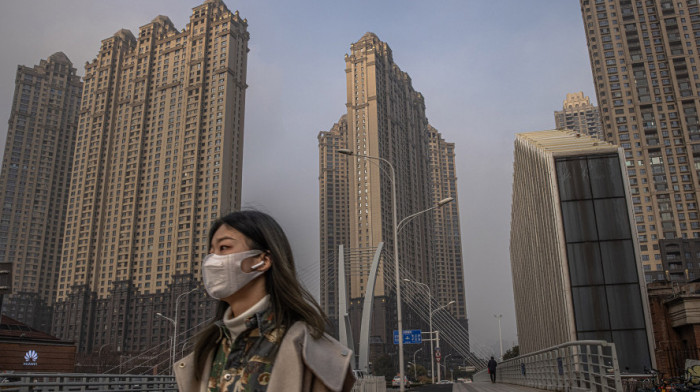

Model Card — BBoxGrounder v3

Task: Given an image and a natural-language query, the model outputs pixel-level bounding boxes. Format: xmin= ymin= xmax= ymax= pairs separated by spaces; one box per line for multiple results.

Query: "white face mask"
xmin=201 ymin=249 xmax=265 ymax=299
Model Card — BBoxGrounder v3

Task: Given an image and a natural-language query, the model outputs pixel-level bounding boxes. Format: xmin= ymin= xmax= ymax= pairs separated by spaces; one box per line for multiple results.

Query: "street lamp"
xmin=338 ymin=148 xmax=405 ymax=391
xmin=408 ymin=361 xmax=418 ymax=381
xmin=155 ymin=312 xmax=175 ymax=374
xmin=337 ymin=149 xmax=453 ymax=392
xmin=494 ymin=314 xmax=503 ymax=360
xmin=404 ymin=279 xmax=434 ymax=383
xmin=173 ymin=288 xmax=199 ymax=361
xmin=404 ymin=276 xmax=455 ymax=385
xmin=433 ymin=301 xmax=455 ymax=382
xmin=397 ymin=197 xmax=454 ymax=234
xmin=440 ymin=354 xmax=453 ymax=382
xmin=155 ymin=287 xmax=199 ymax=375
xmin=412 ymin=347 xmax=422 ymax=380
xmin=98 ymin=343 xmax=110 ymax=373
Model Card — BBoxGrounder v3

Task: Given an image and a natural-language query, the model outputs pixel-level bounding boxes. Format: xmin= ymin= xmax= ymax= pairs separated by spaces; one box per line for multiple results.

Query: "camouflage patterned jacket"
xmin=174 ymin=321 xmax=355 ymax=392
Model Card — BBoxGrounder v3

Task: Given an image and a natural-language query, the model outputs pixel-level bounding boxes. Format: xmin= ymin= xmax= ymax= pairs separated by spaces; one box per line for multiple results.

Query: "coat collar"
xmin=279 ymin=322 xmax=353 ymax=391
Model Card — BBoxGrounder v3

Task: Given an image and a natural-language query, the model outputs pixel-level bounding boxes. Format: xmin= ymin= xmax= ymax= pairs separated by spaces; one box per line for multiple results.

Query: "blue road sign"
xmin=393 ymin=329 xmax=422 ymax=344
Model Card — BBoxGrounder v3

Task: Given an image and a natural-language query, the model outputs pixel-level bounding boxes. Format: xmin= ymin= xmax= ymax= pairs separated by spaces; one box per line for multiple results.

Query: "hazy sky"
xmin=0 ymin=1 xmax=596 ymax=357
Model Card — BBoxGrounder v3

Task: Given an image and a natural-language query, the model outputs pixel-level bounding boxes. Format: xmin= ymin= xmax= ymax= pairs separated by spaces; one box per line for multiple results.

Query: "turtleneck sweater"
xmin=222 ymin=295 xmax=270 ymax=340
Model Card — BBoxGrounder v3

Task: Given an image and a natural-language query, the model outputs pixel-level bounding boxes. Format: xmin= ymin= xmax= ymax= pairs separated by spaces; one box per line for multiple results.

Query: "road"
xmin=388 ymin=381 xmax=547 ymax=392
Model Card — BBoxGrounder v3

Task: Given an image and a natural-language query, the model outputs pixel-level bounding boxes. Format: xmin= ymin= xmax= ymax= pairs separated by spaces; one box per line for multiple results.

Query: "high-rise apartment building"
xmin=0 ymin=53 xmax=82 ymax=333
xmin=318 ymin=33 xmax=468 ymax=361
xmin=318 ymin=116 xmax=350 ymax=334
xmin=52 ymin=0 xmax=249 ymax=356
xmin=510 ymin=129 xmax=654 ymax=372
xmin=426 ymin=125 xmax=467 ymax=323
xmin=554 ymin=91 xmax=603 ymax=138
xmin=581 ymin=0 xmax=700 ymax=281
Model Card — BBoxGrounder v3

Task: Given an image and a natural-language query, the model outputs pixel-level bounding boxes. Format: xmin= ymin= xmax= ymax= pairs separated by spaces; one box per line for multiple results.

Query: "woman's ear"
xmin=252 ymin=252 xmax=272 ymax=272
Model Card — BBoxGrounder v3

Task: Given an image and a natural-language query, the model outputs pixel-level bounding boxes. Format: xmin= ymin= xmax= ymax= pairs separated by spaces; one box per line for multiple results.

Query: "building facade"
xmin=510 ymin=130 xmax=654 ymax=372
xmin=0 ymin=53 xmax=82 ymax=333
xmin=554 ymin=91 xmax=603 ymax=138
xmin=52 ymin=0 xmax=249 ymax=357
xmin=647 ymin=280 xmax=700 ymax=378
xmin=318 ymin=115 xmax=350 ymax=335
xmin=426 ymin=125 xmax=468 ymax=324
xmin=318 ymin=33 xmax=468 ymax=363
xmin=581 ymin=0 xmax=700 ymax=281
xmin=0 ymin=315 xmax=77 ymax=373
xmin=657 ymin=238 xmax=700 ymax=280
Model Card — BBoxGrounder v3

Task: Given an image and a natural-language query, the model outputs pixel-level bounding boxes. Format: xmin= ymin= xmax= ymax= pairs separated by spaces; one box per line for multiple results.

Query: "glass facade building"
xmin=511 ymin=130 xmax=654 ymax=372
xmin=556 ymin=154 xmax=651 ymax=371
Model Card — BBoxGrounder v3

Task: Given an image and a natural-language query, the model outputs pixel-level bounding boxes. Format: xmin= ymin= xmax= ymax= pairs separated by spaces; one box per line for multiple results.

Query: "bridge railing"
xmin=473 ymin=340 xmax=622 ymax=392
xmin=0 ymin=372 xmax=177 ymax=391
xmin=350 ymin=376 xmax=386 ymax=392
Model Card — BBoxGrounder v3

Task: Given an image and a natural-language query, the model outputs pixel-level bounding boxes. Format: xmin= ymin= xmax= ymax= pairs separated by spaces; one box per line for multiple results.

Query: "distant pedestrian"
xmin=173 ymin=210 xmax=355 ymax=392
xmin=488 ymin=356 xmax=498 ymax=383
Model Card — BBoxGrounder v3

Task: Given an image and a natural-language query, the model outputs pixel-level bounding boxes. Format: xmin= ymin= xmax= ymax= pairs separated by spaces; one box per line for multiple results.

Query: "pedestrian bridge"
xmin=385 ymin=382 xmax=548 ymax=391
xmin=456 ymin=382 xmax=547 ymax=391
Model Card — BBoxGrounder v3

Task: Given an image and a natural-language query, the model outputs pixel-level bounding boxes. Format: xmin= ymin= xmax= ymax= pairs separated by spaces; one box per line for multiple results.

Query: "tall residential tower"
xmin=581 ymin=0 xmax=700 ymax=281
xmin=52 ymin=0 xmax=249 ymax=356
xmin=554 ymin=91 xmax=603 ymax=138
xmin=319 ymin=33 xmax=468 ymax=363
xmin=0 ymin=53 xmax=82 ymax=333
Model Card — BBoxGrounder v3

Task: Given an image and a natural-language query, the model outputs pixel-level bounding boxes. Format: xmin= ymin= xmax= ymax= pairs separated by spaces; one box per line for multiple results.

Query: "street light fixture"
xmin=397 ymin=197 xmax=454 ymax=234
xmin=404 ymin=277 xmax=456 ymax=385
xmin=337 ymin=148 xmax=406 ymax=391
xmin=433 ymin=301 xmax=455 ymax=382
xmin=412 ymin=347 xmax=422 ymax=381
xmin=155 ymin=312 xmax=175 ymax=374
xmin=337 ymin=149 xmax=454 ymax=392
xmin=173 ymin=288 xmax=199 ymax=361
xmin=442 ymin=354 xmax=453 ymax=382
xmin=156 ymin=287 xmax=199 ymax=374
xmin=408 ymin=361 xmax=418 ymax=381
xmin=97 ymin=343 xmax=110 ymax=373
xmin=403 ymin=279 xmax=433 ymax=383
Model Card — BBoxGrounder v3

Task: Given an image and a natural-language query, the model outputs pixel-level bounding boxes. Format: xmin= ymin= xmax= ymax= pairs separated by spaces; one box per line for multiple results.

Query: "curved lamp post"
xmin=432 ymin=301 xmax=455 ymax=382
xmin=156 ymin=287 xmax=199 ymax=374
xmin=155 ymin=312 xmax=175 ymax=374
xmin=404 ymin=278 xmax=456 ymax=384
xmin=442 ymin=354 xmax=453 ymax=382
xmin=412 ymin=347 xmax=423 ymax=380
xmin=337 ymin=149 xmax=453 ymax=392
xmin=397 ymin=197 xmax=454 ymax=234
xmin=337 ymin=148 xmax=406 ymax=391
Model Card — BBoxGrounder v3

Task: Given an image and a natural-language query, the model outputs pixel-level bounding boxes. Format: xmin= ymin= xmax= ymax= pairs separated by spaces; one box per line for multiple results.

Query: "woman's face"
xmin=209 ymin=224 xmax=263 ymax=272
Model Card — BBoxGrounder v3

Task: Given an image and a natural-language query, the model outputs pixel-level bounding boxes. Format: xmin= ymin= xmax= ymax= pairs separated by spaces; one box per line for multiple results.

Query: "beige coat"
xmin=174 ymin=321 xmax=355 ymax=392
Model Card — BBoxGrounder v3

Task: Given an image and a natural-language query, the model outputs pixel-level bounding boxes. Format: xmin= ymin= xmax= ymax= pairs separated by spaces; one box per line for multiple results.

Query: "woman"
xmin=174 ymin=210 xmax=355 ymax=392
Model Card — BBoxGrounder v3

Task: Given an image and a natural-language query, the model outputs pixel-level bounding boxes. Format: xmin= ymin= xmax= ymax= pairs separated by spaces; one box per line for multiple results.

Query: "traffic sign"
xmin=435 ymin=347 xmax=441 ymax=363
xmin=393 ymin=329 xmax=422 ymax=344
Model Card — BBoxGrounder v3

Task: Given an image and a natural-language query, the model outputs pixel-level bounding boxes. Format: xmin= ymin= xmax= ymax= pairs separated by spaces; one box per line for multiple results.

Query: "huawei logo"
xmin=23 ymin=350 xmax=38 ymax=366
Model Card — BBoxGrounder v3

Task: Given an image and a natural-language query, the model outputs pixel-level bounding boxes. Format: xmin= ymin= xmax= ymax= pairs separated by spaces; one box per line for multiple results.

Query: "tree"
xmin=503 ymin=345 xmax=520 ymax=360
xmin=372 ymin=354 xmax=396 ymax=381
xmin=408 ymin=363 xmax=428 ymax=382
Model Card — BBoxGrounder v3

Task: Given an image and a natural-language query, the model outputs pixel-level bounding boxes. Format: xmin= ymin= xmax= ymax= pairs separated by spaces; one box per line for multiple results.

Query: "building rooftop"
xmin=0 ymin=315 xmax=66 ymax=343
xmin=516 ymin=129 xmax=618 ymax=156
xmin=48 ymin=52 xmax=71 ymax=65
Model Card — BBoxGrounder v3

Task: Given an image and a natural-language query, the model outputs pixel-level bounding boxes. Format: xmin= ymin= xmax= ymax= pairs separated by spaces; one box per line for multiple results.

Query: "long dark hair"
xmin=192 ymin=210 xmax=328 ymax=379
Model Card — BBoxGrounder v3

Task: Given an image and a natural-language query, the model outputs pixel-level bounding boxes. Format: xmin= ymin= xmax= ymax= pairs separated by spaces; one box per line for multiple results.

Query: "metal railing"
xmin=0 ymin=373 xmax=176 ymax=391
xmin=473 ymin=340 xmax=622 ymax=392
xmin=351 ymin=376 xmax=386 ymax=392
